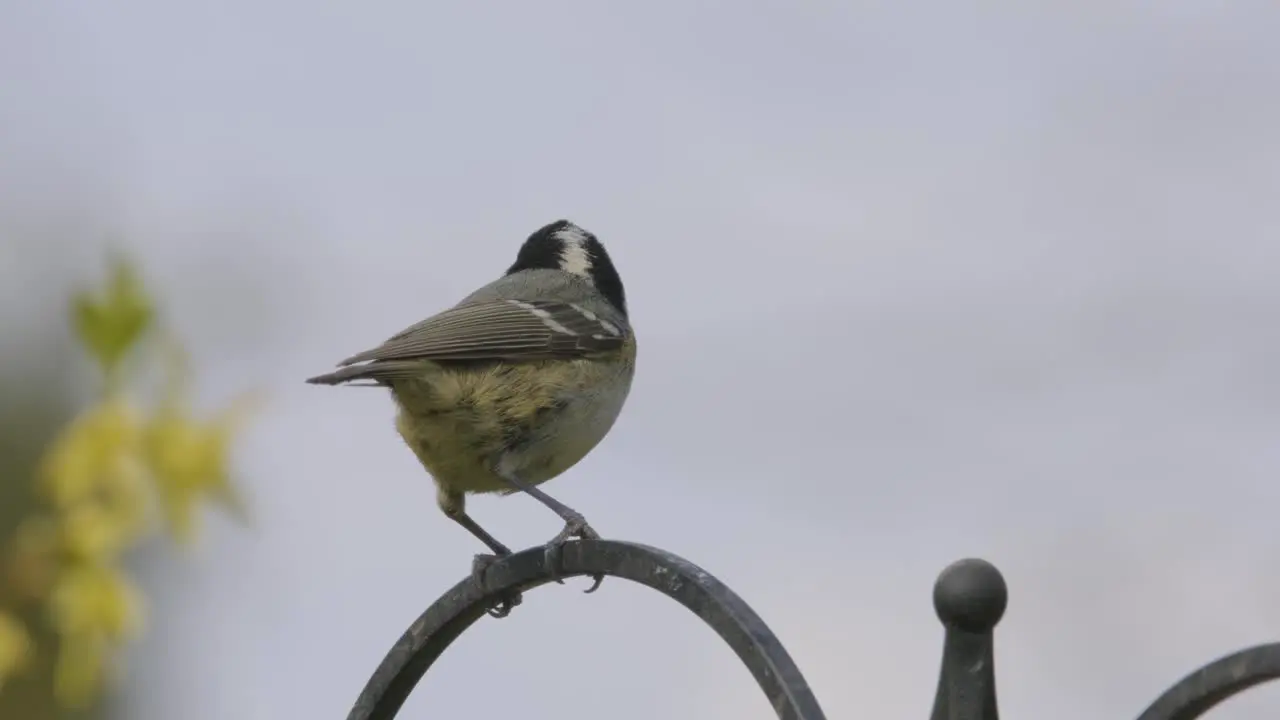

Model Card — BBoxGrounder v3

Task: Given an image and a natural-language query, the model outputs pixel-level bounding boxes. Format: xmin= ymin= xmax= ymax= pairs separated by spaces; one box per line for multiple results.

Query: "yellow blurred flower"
xmin=47 ymin=564 xmax=143 ymax=642
xmin=143 ymin=397 xmax=255 ymax=543
xmin=0 ymin=611 xmax=33 ymax=689
xmin=0 ymin=257 xmax=258 ymax=710
xmin=61 ymin=497 xmax=148 ymax=563
xmin=40 ymin=399 xmax=145 ymax=511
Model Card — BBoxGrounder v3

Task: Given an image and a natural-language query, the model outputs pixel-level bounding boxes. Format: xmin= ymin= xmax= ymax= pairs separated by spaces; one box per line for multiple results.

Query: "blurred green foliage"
xmin=0 ymin=258 xmax=255 ymax=712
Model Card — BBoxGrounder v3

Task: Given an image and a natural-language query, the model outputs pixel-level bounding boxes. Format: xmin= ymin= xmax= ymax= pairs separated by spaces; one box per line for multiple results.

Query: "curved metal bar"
xmin=1135 ymin=643 xmax=1280 ymax=720
xmin=345 ymin=539 xmax=827 ymax=720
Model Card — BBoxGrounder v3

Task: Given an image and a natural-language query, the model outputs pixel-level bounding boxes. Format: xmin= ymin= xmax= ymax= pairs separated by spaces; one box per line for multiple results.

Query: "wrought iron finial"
xmin=929 ymin=558 xmax=1008 ymax=720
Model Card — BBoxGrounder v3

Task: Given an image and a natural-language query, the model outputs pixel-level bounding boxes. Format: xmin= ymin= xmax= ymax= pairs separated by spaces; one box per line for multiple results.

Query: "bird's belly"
xmin=396 ymin=409 xmax=510 ymax=493
xmin=391 ymin=362 xmax=631 ymax=495
xmin=502 ymin=389 xmax=626 ymax=481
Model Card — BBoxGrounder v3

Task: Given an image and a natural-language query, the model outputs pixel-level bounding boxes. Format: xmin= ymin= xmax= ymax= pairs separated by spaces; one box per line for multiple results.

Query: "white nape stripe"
xmin=553 ymin=225 xmax=594 ymax=279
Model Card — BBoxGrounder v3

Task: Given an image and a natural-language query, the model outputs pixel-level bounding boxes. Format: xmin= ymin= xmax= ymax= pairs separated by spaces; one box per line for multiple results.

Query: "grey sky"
xmin=3 ymin=3 xmax=1279 ymax=719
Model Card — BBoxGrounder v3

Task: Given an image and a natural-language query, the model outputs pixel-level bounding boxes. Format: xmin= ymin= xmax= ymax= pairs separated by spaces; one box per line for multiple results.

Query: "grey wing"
xmin=307 ymin=299 xmax=628 ymax=385
xmin=307 ymin=299 xmax=626 ymax=385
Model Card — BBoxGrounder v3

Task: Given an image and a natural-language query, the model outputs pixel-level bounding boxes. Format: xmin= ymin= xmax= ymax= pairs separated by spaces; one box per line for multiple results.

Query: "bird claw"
xmin=472 ymin=553 xmax=523 ymax=618
xmin=543 ymin=514 xmax=604 ymax=592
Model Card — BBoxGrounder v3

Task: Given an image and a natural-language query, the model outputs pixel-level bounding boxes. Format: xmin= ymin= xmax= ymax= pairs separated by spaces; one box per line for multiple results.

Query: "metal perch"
xmin=344 ymin=539 xmax=1280 ymax=720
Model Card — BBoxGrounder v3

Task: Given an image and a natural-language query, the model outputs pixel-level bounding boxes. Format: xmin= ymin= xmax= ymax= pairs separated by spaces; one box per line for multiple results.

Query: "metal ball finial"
xmin=933 ymin=558 xmax=1008 ymax=633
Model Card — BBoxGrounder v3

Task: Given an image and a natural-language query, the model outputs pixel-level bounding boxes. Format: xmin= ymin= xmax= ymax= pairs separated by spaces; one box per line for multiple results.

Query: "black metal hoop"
xmin=1135 ymin=643 xmax=1280 ymax=720
xmin=345 ymin=539 xmax=827 ymax=720
xmin=346 ymin=546 xmax=1280 ymax=720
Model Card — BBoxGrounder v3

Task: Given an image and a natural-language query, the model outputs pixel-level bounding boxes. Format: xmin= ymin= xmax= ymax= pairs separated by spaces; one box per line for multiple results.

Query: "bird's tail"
xmin=305 ymin=360 xmax=424 ymax=386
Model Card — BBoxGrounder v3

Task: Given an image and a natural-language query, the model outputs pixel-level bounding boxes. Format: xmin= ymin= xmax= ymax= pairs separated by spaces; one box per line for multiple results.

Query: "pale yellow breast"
xmin=390 ymin=360 xmax=621 ymax=495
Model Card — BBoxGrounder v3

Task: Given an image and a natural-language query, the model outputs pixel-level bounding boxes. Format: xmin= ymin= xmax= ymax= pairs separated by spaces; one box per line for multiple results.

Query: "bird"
xmin=306 ymin=219 xmax=635 ymax=617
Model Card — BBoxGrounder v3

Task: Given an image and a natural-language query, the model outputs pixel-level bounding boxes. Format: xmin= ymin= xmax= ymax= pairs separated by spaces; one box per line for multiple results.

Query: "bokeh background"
xmin=3 ymin=2 xmax=1279 ymax=719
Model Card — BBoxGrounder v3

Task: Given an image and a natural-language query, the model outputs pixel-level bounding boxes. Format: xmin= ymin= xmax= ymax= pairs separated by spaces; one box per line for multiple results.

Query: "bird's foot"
xmin=472 ymin=553 xmax=523 ymax=618
xmin=543 ymin=512 xmax=604 ymax=593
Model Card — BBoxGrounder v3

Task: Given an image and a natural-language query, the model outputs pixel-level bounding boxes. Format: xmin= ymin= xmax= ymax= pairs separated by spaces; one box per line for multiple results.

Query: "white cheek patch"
xmin=553 ymin=226 xmax=594 ymax=280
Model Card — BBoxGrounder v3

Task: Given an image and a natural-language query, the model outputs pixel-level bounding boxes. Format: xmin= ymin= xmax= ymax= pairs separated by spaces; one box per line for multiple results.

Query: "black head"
xmin=507 ymin=219 xmax=627 ymax=316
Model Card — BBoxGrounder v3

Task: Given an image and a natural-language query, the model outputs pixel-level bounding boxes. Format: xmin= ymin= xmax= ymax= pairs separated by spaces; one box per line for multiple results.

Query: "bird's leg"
xmin=439 ymin=489 xmax=522 ymax=618
xmin=495 ymin=470 xmax=604 ymax=593
xmin=449 ymin=511 xmax=513 ymax=557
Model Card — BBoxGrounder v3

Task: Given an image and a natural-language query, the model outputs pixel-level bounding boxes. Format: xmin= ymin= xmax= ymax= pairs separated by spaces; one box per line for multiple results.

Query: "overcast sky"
xmin=3 ymin=3 xmax=1279 ymax=719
